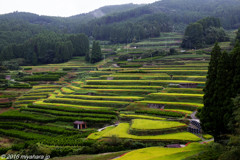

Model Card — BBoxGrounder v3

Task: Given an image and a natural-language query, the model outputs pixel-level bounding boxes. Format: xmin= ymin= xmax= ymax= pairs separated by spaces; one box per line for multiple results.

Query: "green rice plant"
xmin=33 ymin=100 xmax=110 ymax=109
xmin=83 ymin=85 xmax=163 ymax=90
xmin=0 ymin=122 xmax=78 ymax=135
xmin=44 ymin=98 xmax=130 ymax=108
xmin=86 ymin=80 xmax=205 ymax=86
xmin=139 ymin=101 xmax=203 ymax=109
xmin=163 ymin=88 xmax=203 ymax=94
xmin=57 ymin=95 xmax=144 ymax=101
xmin=135 ymin=110 xmax=183 ymax=117
xmin=131 ymin=119 xmax=186 ymax=130
xmin=92 ymin=89 xmax=158 ymax=96
xmin=27 ymin=104 xmax=117 ymax=115
xmin=164 ymin=109 xmax=193 ymax=115
xmin=14 ymin=100 xmax=35 ymax=104
xmin=21 ymin=108 xmax=117 ymax=119
xmin=60 ymin=87 xmax=75 ymax=94
xmin=120 ymin=114 xmax=165 ymax=120
xmin=100 ymin=123 xmax=201 ymax=141
xmin=18 ymin=95 xmax=47 ymax=100
xmin=116 ymin=142 xmax=206 ymax=160
xmin=33 ymin=85 xmax=61 ymax=89
xmin=0 ymin=102 xmax=12 ymax=108
xmin=0 ymin=129 xmax=52 ymax=140
xmin=0 ymin=110 xmax=56 ymax=123
xmin=146 ymin=93 xmax=203 ymax=103
xmin=28 ymin=89 xmax=56 ymax=93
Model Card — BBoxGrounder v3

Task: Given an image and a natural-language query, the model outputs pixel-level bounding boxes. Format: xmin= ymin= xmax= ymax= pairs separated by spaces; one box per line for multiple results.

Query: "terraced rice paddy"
xmin=0 ymin=35 xmax=211 ymax=159
xmin=131 ymin=119 xmax=186 ymax=130
xmin=89 ymin=123 xmax=201 ymax=142
xmin=116 ymin=143 xmax=206 ymax=160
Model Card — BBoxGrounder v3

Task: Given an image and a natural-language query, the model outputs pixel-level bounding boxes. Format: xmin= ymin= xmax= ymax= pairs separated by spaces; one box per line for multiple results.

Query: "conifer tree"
xmin=232 ymin=41 xmax=240 ymax=95
xmin=90 ymin=41 xmax=102 ymax=63
xmin=200 ymin=43 xmax=222 ymax=139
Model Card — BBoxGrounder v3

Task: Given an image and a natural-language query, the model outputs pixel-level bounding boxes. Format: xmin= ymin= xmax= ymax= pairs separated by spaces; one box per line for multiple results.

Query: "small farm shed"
xmin=166 ymin=144 xmax=182 ymax=148
xmin=179 ymin=83 xmax=198 ymax=88
xmin=5 ymin=75 xmax=11 ymax=80
xmin=73 ymin=121 xmax=87 ymax=129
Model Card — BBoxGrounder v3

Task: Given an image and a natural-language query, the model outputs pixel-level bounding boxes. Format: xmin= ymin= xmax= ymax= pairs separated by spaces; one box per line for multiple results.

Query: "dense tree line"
xmin=0 ymin=32 xmax=89 ymax=65
xmin=181 ymin=17 xmax=229 ymax=49
xmin=200 ymin=39 xmax=240 ymax=141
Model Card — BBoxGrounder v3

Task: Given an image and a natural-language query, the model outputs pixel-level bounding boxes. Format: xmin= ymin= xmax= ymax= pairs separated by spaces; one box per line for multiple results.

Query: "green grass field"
xmin=116 ymin=142 xmax=206 ymax=160
xmin=131 ymin=119 xmax=186 ymax=130
xmin=89 ymin=123 xmax=201 ymax=141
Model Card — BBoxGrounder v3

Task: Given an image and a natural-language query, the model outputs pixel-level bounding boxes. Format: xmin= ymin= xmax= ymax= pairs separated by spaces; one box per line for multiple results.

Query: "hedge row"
xmin=0 ymin=128 xmax=94 ymax=146
xmin=135 ymin=110 xmax=183 ymax=118
xmin=0 ymin=110 xmax=112 ymax=124
xmin=0 ymin=110 xmax=56 ymax=123
xmin=0 ymin=122 xmax=78 ymax=135
xmin=8 ymin=84 xmax=32 ymax=89
xmin=0 ymin=129 xmax=51 ymax=140
xmin=86 ymin=80 xmax=205 ymax=86
xmin=0 ymin=102 xmax=12 ymax=108
xmin=27 ymin=104 xmax=117 ymax=115
xmin=18 ymin=96 xmax=47 ymax=100
xmin=57 ymin=95 xmax=144 ymax=102
xmin=83 ymin=85 xmax=163 ymax=90
xmin=44 ymin=98 xmax=130 ymax=108
xmin=20 ymin=72 xmax=66 ymax=81
xmin=21 ymin=108 xmax=117 ymax=119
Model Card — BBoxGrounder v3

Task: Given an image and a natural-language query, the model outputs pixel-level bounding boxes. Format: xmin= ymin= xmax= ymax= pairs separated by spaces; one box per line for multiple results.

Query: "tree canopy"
xmin=181 ymin=17 xmax=229 ymax=49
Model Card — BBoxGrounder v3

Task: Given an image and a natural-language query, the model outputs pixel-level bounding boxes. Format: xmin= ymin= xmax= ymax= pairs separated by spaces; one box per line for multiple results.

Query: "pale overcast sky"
xmin=0 ymin=0 xmax=158 ymax=17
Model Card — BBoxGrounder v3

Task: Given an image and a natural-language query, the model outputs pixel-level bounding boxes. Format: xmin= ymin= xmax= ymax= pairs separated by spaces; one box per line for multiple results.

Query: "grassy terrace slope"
xmin=89 ymin=123 xmax=201 ymax=142
xmin=86 ymin=80 xmax=205 ymax=86
xmin=0 ymin=32 xmax=212 ymax=159
xmin=116 ymin=143 xmax=206 ymax=160
xmin=131 ymin=119 xmax=186 ymax=130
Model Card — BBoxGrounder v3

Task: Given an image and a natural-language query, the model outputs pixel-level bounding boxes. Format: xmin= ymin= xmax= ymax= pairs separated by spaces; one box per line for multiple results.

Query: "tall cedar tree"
xmin=90 ymin=41 xmax=102 ymax=63
xmin=214 ymin=51 xmax=233 ymax=135
xmin=201 ymin=43 xmax=222 ymax=139
xmin=201 ymin=42 xmax=240 ymax=141
xmin=231 ymin=42 xmax=240 ymax=96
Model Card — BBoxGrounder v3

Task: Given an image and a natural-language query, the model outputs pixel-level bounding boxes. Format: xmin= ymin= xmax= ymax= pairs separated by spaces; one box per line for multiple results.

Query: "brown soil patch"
xmin=0 ymin=137 xmax=13 ymax=148
xmin=0 ymin=108 xmax=10 ymax=114
xmin=0 ymin=98 xmax=9 ymax=103
xmin=5 ymin=88 xmax=30 ymax=92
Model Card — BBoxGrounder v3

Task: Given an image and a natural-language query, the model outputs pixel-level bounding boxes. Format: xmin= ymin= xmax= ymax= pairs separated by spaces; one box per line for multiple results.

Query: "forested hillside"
xmin=1 ymin=0 xmax=240 ymax=47
xmin=1 ymin=0 xmax=240 ymax=65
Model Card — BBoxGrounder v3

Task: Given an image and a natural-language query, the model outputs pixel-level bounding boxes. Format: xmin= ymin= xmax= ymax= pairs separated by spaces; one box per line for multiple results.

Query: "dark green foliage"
xmin=69 ymin=34 xmax=89 ymax=56
xmin=27 ymin=104 xmax=117 ymax=115
xmin=181 ymin=23 xmax=204 ymax=49
xmin=20 ymin=72 xmax=66 ymax=81
xmin=201 ymin=43 xmax=222 ymax=138
xmin=0 ymin=32 xmax=89 ymax=65
xmin=236 ymin=28 xmax=240 ymax=42
xmin=0 ymin=147 xmax=10 ymax=154
xmin=21 ymin=107 xmax=117 ymax=119
xmin=201 ymin=42 xmax=240 ymax=141
xmin=90 ymin=41 xmax=102 ymax=63
xmin=232 ymin=95 xmax=240 ymax=134
xmin=0 ymin=102 xmax=12 ymax=108
xmin=231 ymin=42 xmax=240 ymax=95
xmin=182 ymin=17 xmax=229 ymax=49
